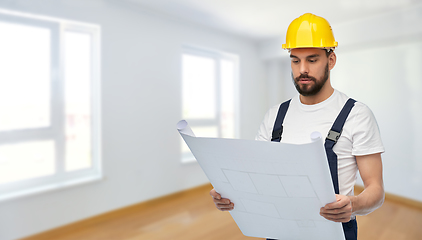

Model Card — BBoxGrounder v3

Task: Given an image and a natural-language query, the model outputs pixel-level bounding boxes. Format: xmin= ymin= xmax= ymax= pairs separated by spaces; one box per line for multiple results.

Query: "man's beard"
xmin=292 ymin=64 xmax=329 ymax=96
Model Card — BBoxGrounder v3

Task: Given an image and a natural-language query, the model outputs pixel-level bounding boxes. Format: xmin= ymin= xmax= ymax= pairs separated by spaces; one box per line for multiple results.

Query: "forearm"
xmin=349 ymin=184 xmax=384 ymax=216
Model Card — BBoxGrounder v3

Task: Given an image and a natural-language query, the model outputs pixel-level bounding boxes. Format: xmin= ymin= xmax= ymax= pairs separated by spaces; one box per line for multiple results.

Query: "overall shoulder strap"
xmin=325 ymin=98 xmax=357 ymax=145
xmin=325 ymin=98 xmax=357 ymax=196
xmin=271 ymin=99 xmax=291 ymax=142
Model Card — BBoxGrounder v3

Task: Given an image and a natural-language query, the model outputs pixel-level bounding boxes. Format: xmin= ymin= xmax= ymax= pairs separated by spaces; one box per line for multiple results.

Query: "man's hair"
xmin=288 ymin=48 xmax=334 ymax=57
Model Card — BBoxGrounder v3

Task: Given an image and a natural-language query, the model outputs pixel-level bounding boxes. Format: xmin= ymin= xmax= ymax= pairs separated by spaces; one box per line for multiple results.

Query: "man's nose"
xmin=300 ymin=62 xmax=309 ymax=75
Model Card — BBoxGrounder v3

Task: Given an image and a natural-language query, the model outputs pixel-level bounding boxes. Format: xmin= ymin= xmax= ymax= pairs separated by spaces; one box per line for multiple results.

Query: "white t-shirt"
xmin=255 ymin=90 xmax=384 ymax=196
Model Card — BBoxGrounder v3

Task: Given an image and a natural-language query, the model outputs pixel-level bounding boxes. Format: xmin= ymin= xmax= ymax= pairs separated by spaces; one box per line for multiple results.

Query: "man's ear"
xmin=329 ymin=52 xmax=337 ymax=70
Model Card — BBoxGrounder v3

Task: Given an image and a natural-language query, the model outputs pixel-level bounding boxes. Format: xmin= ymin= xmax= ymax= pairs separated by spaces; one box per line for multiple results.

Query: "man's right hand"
xmin=210 ymin=188 xmax=234 ymax=211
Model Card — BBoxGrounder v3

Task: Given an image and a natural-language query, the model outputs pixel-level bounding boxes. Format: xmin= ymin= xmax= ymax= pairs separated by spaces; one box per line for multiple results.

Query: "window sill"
xmin=0 ymin=174 xmax=104 ymax=203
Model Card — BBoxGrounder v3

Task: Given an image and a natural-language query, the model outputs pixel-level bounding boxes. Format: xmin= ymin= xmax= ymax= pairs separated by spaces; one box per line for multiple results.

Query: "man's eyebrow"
xmin=289 ymin=54 xmax=321 ymax=59
xmin=306 ymin=54 xmax=320 ymax=58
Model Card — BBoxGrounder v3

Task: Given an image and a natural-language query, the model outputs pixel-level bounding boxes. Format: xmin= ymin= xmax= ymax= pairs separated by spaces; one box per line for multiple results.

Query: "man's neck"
xmin=299 ymin=84 xmax=335 ymax=105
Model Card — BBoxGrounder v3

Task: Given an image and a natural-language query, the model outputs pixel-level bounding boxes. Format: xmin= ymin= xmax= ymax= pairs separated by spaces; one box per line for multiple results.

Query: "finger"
xmin=320 ymin=206 xmax=351 ymax=215
xmin=217 ymin=207 xmax=233 ymax=211
xmin=209 ymin=189 xmax=221 ymax=200
xmin=321 ymin=201 xmax=352 ymax=213
xmin=320 ymin=211 xmax=351 ymax=218
xmin=320 ymin=208 xmax=352 ymax=216
xmin=324 ymin=198 xmax=350 ymax=209
xmin=213 ymin=198 xmax=231 ymax=204
xmin=216 ymin=202 xmax=234 ymax=208
xmin=320 ymin=209 xmax=350 ymax=217
xmin=216 ymin=203 xmax=234 ymax=211
xmin=324 ymin=200 xmax=347 ymax=209
xmin=320 ymin=211 xmax=352 ymax=221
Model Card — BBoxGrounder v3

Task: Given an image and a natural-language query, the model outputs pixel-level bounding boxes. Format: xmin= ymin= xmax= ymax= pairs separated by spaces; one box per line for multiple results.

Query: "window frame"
xmin=0 ymin=9 xmax=102 ymax=202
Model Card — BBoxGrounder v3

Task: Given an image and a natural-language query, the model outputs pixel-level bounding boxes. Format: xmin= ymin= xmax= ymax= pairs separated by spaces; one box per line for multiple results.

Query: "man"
xmin=209 ymin=13 xmax=385 ymax=240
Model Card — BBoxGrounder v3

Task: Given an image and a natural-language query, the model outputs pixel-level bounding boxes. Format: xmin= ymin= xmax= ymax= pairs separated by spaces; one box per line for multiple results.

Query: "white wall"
xmin=258 ymin=5 xmax=422 ymax=202
xmin=0 ymin=1 xmax=267 ymax=239
xmin=264 ymin=57 xmax=295 ymax=107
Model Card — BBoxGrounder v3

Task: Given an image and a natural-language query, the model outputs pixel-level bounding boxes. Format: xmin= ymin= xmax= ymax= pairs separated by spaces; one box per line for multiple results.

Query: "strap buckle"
xmin=326 ymin=129 xmax=342 ymax=143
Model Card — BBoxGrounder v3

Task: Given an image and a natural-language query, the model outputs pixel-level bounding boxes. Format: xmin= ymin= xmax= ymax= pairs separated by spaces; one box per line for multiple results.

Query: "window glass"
xmin=220 ymin=59 xmax=235 ymax=138
xmin=64 ymin=31 xmax=92 ymax=171
xmin=182 ymin=54 xmax=216 ymax=119
xmin=0 ymin=141 xmax=55 ymax=184
xmin=0 ymin=21 xmax=51 ymax=131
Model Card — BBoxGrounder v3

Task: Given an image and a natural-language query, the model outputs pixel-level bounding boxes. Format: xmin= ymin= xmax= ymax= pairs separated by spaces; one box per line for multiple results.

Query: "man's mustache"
xmin=295 ymin=74 xmax=317 ymax=82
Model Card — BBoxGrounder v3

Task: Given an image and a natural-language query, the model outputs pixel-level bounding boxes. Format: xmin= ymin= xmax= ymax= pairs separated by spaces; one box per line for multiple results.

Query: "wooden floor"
xmin=22 ymin=184 xmax=422 ymax=240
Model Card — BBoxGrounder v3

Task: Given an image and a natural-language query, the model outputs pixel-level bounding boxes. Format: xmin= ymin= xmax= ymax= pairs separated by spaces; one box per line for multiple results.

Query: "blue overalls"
xmin=267 ymin=98 xmax=358 ymax=240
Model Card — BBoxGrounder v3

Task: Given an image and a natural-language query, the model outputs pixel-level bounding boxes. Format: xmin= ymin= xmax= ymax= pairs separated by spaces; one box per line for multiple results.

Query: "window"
xmin=0 ymin=9 xmax=101 ymax=201
xmin=181 ymin=46 xmax=239 ymax=163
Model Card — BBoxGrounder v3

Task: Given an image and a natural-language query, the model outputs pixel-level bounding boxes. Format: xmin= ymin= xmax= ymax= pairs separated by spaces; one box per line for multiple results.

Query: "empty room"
xmin=1 ymin=0 xmax=422 ymax=240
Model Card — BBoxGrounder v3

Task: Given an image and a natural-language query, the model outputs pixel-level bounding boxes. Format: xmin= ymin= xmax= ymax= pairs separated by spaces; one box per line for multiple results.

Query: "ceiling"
xmin=124 ymin=0 xmax=422 ymax=41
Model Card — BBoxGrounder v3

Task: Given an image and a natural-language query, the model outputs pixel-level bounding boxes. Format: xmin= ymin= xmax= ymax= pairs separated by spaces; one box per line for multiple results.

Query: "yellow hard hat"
xmin=282 ymin=13 xmax=338 ymax=50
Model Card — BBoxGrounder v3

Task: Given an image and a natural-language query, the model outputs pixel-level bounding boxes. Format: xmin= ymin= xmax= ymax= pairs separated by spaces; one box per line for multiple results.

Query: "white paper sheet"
xmin=177 ymin=120 xmax=345 ymax=240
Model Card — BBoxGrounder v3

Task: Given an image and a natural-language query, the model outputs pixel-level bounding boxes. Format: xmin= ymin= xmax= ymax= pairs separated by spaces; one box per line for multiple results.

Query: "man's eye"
xmin=292 ymin=60 xmax=299 ymax=63
xmin=308 ymin=59 xmax=317 ymax=63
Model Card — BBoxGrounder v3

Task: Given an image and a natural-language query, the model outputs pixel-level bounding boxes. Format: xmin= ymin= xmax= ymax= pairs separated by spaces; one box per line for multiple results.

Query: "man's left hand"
xmin=320 ymin=194 xmax=353 ymax=223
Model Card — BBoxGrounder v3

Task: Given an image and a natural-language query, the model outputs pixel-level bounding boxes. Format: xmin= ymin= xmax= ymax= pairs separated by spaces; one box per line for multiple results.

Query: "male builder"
xmin=209 ymin=13 xmax=385 ymax=240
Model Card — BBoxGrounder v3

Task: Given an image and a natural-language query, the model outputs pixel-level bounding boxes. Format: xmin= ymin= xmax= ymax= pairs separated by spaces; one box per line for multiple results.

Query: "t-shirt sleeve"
xmin=255 ymin=105 xmax=279 ymax=141
xmin=350 ymin=103 xmax=385 ymax=156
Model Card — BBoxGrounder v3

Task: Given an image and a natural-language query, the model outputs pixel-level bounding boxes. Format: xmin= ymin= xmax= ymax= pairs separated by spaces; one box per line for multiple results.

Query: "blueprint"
xmin=177 ymin=120 xmax=345 ymax=240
